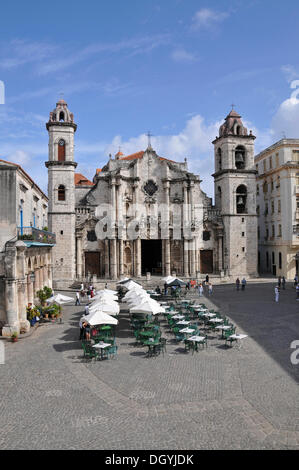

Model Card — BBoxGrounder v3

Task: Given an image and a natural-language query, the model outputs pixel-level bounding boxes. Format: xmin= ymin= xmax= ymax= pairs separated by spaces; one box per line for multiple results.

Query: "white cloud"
xmin=171 ymin=47 xmax=198 ymax=63
xmin=191 ymin=8 xmax=229 ymax=31
xmin=271 ymin=95 xmax=299 ymax=139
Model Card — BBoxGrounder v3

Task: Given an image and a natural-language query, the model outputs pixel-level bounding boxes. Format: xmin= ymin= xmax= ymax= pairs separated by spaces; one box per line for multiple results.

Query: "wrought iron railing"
xmin=17 ymin=227 xmax=56 ymax=244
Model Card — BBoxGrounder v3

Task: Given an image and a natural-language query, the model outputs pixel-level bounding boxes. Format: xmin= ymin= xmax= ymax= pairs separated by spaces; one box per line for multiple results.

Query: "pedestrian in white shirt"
xmin=275 ymin=285 xmax=279 ymax=302
xmin=75 ymin=291 xmax=80 ymax=306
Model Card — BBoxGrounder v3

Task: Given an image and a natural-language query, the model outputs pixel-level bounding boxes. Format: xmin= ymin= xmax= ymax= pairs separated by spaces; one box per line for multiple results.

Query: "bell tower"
xmin=212 ymin=108 xmax=258 ymax=277
xmin=45 ymin=99 xmax=77 ymax=286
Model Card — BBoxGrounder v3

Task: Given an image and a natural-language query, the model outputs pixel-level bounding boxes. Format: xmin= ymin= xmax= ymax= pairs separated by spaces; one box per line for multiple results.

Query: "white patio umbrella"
xmin=46 ymin=294 xmax=74 ymax=304
xmin=161 ymin=276 xmax=175 ymax=284
xmin=82 ymin=310 xmax=118 ymax=326
xmin=123 ymin=280 xmax=143 ymax=290
xmin=93 ymin=292 xmax=118 ymax=302
xmin=96 ymin=289 xmax=118 ymax=296
xmin=130 ymin=300 xmax=166 ymax=315
xmin=126 ymin=294 xmax=150 ymax=307
xmin=89 ymin=301 xmax=120 ymax=315
xmin=123 ymin=287 xmax=145 ymax=300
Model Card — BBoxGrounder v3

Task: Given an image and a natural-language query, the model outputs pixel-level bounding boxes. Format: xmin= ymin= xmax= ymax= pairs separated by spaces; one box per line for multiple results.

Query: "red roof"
xmin=75 ymin=173 xmax=94 ymax=186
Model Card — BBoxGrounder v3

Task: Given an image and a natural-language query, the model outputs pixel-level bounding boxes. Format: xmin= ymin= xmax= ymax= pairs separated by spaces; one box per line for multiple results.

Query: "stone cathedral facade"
xmin=46 ymin=100 xmax=258 ymax=287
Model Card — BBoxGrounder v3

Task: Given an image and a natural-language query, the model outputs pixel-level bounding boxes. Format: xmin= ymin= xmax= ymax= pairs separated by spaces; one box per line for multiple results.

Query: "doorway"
xmin=141 ymin=240 xmax=162 ymax=275
xmin=85 ymin=252 xmax=100 ymax=277
xmin=200 ymin=250 xmax=213 ymax=273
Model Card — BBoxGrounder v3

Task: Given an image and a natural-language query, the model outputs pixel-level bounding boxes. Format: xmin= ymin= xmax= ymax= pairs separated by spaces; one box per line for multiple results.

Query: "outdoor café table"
xmin=188 ymin=335 xmax=206 ymax=342
xmin=179 ymin=327 xmax=194 ymax=335
xmin=176 ymin=320 xmax=191 ymax=326
xmin=202 ymin=313 xmax=216 ymax=318
xmin=227 ymin=334 xmax=248 ymax=348
xmin=168 ymin=310 xmax=179 ymax=315
xmin=172 ymin=315 xmax=185 ymax=320
xmin=215 ymin=325 xmax=231 ymax=338
xmin=92 ymin=342 xmax=111 ymax=360
xmin=187 ymin=335 xmax=206 ymax=353
xmin=143 ymin=339 xmax=160 ymax=356
xmin=208 ymin=318 xmax=223 ymax=324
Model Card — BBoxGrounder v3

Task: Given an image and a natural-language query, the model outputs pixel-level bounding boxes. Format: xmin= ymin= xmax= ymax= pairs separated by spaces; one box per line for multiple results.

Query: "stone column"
xmin=111 ymin=238 xmax=117 ymax=280
xmin=136 ymin=238 xmax=141 ymax=277
xmin=2 ymin=280 xmax=19 ymax=336
xmin=104 ymin=239 xmax=110 ymax=278
xmin=190 ymin=239 xmax=196 ymax=277
xmin=183 ymin=239 xmax=189 ymax=277
xmin=218 ymin=234 xmax=223 ymax=272
xmin=76 ymin=236 xmax=83 ymax=279
xmin=165 ymin=239 xmax=171 ymax=276
xmin=48 ymin=263 xmax=53 ymax=290
xmin=119 ymin=239 xmax=124 ymax=277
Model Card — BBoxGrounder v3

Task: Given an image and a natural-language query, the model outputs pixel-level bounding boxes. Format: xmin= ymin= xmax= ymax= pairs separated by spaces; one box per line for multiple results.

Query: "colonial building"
xmin=255 ymin=139 xmax=299 ymax=278
xmin=0 ymin=159 xmax=55 ymax=336
xmin=46 ymin=100 xmax=258 ymax=287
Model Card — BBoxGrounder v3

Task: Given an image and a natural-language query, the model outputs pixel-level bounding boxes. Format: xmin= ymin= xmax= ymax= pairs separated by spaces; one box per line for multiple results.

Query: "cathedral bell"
xmin=237 ymin=196 xmax=244 ymax=206
xmin=235 ymin=152 xmax=244 ymax=164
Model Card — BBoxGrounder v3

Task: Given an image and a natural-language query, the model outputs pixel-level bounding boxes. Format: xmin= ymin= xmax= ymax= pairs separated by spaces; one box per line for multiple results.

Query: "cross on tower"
xmin=147 ymin=131 xmax=153 ymax=148
xmin=59 ymin=91 xmax=64 ymax=101
xmin=231 ymin=103 xmax=235 ymax=110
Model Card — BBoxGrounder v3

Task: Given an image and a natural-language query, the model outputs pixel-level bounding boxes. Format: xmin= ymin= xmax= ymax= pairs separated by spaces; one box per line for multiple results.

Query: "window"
xmin=59 ymin=111 xmax=65 ymax=122
xmin=265 ymin=203 xmax=268 ymax=215
xmin=242 ymin=232 xmax=245 ymax=237
xmin=276 ymin=153 xmax=279 ymax=167
xmin=235 ymin=146 xmax=246 ymax=169
xmin=276 ymin=175 xmax=280 ymax=188
xmin=278 ymin=224 xmax=282 ymax=237
xmin=272 ymin=225 xmax=275 ymax=238
xmin=256 ymin=164 xmax=259 ymax=173
xmin=269 ymin=156 xmax=272 ymax=169
xmin=58 ymin=185 xmax=65 ymax=201
xmin=258 ymin=227 xmax=260 ymax=239
xmin=236 ymin=185 xmax=247 ymax=214
xmin=271 ymin=200 xmax=275 ymax=214
xmin=271 ymin=179 xmax=274 ymax=191
xmin=263 ymin=181 xmax=268 ymax=193
xmin=263 ymin=160 xmax=266 ymax=172
xmin=292 ymin=150 xmax=299 ymax=162
xmin=257 ymin=205 xmax=260 ymax=215
xmin=242 ymin=247 xmax=245 ymax=252
xmin=279 ymin=252 xmax=282 ymax=269
xmin=266 ymin=251 xmax=269 ymax=268
xmin=278 ymin=200 xmax=281 ymax=213
xmin=58 ymin=139 xmax=65 ymax=161
xmin=272 ymin=252 xmax=275 ymax=264
xmin=256 ymin=184 xmax=259 ymax=196
xmin=217 ymin=148 xmax=222 ymax=171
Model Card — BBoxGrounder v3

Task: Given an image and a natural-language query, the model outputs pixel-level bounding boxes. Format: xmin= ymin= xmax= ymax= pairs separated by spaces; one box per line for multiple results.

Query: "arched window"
xmin=217 ymin=148 xmax=222 ymax=170
xmin=59 ymin=111 xmax=65 ymax=122
xmin=217 ymin=186 xmax=222 ymax=208
xmin=58 ymin=139 xmax=65 ymax=161
xmin=58 ymin=185 xmax=65 ymax=201
xmin=235 ymin=145 xmax=246 ymax=170
xmin=236 ymin=125 xmax=241 ymax=135
xmin=236 ymin=185 xmax=247 ymax=214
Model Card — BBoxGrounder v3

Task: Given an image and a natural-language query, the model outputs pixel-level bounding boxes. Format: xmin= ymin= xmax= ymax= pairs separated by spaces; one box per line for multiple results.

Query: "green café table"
xmin=139 ymin=330 xmax=156 ymax=338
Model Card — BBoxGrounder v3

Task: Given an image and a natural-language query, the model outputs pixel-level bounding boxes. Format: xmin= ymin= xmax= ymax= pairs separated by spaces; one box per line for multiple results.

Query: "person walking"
xmin=208 ymin=282 xmax=213 ymax=296
xmin=275 ymin=285 xmax=279 ymax=302
xmin=296 ymin=284 xmax=299 ymax=300
xmin=164 ymin=283 xmax=168 ymax=295
xmin=236 ymin=278 xmax=240 ymax=291
xmin=85 ymin=304 xmax=90 ymax=316
xmin=198 ymin=283 xmax=204 ymax=297
xmin=205 ymin=275 xmax=209 ymax=286
xmin=241 ymin=278 xmax=246 ymax=291
xmin=75 ymin=291 xmax=81 ymax=306
xmin=294 ymin=274 xmax=298 ymax=287
xmin=282 ymin=276 xmax=286 ymax=290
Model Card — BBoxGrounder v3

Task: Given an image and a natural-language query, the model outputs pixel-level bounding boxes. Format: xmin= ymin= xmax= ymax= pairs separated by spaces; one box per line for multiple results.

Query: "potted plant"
xmin=11 ymin=332 xmax=18 ymax=343
xmin=36 ymin=286 xmax=53 ymax=307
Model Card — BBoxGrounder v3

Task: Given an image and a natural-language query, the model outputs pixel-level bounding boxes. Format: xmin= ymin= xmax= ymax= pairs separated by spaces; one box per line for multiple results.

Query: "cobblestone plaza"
xmin=0 ymin=282 xmax=298 ymax=450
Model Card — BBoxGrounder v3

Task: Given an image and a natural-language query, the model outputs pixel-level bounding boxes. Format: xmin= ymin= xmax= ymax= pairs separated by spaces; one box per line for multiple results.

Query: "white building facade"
xmin=255 ymin=139 xmax=299 ymax=279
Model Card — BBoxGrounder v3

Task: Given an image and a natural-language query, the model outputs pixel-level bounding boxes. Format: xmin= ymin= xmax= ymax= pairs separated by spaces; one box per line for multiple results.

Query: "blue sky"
xmin=0 ymin=0 xmax=299 ymax=196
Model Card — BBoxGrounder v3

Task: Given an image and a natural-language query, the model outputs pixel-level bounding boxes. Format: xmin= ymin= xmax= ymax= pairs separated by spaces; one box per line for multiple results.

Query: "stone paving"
xmin=0 ymin=282 xmax=298 ymax=450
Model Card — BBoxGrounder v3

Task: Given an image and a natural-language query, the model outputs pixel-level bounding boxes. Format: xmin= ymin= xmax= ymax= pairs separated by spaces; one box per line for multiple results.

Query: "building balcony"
xmin=17 ymin=227 xmax=56 ymax=245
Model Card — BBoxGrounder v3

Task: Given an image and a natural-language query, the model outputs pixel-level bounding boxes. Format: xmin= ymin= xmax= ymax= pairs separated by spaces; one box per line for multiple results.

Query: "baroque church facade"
xmin=45 ymin=100 xmax=258 ymax=287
